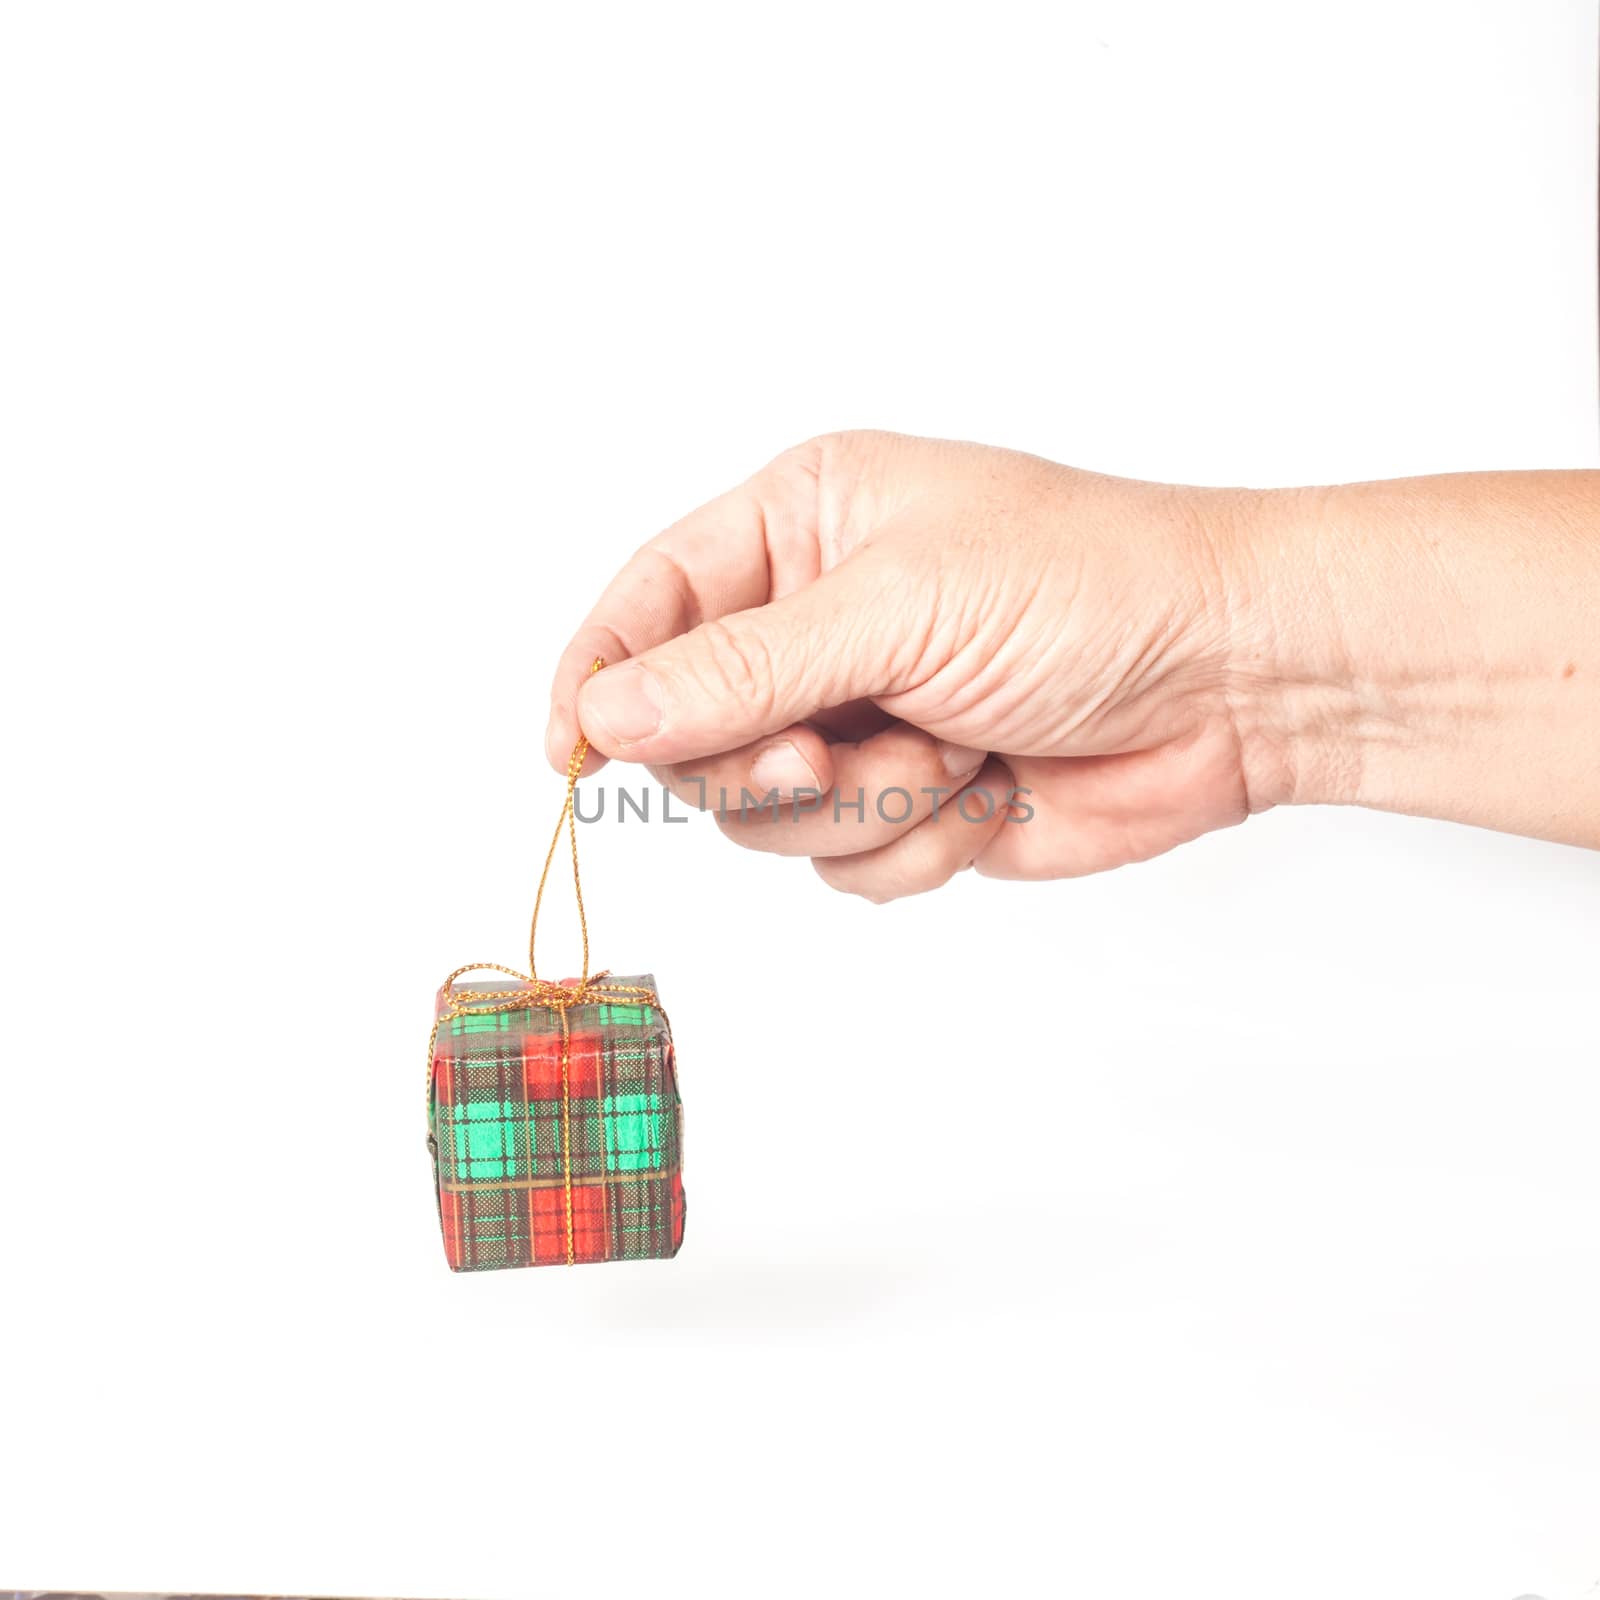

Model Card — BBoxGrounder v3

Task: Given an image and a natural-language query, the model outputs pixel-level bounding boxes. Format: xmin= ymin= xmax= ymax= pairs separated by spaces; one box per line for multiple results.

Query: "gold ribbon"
xmin=427 ymin=658 xmax=658 ymax=1266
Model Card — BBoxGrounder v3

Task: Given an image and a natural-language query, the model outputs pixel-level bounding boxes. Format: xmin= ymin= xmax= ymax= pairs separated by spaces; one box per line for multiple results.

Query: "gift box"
xmin=427 ymin=973 xmax=685 ymax=1270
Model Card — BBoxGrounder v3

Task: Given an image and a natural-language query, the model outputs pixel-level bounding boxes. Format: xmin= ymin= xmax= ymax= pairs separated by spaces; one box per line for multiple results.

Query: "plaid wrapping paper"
xmin=427 ymin=974 xmax=685 ymax=1270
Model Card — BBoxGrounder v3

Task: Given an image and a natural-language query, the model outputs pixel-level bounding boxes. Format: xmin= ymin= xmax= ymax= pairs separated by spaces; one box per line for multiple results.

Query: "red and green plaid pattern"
xmin=427 ymin=975 xmax=685 ymax=1270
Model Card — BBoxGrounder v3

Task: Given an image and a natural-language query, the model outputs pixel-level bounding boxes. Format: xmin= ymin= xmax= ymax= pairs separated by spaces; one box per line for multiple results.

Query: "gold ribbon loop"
xmin=529 ymin=657 xmax=604 ymax=986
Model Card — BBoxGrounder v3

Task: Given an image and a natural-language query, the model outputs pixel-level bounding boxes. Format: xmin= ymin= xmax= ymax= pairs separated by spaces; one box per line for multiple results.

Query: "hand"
xmin=547 ymin=434 xmax=1600 ymax=897
xmin=544 ymin=431 xmax=1268 ymax=900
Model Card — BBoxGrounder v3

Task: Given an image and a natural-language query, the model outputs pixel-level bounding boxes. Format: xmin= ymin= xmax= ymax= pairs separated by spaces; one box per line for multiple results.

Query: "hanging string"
xmin=528 ymin=657 xmax=601 ymax=985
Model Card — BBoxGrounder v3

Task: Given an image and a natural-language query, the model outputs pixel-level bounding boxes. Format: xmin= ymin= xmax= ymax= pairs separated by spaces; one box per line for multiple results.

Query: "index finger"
xmin=543 ymin=445 xmax=827 ymax=775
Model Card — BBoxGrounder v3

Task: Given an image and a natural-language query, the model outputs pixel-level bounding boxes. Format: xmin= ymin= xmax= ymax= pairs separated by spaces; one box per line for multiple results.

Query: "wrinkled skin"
xmin=544 ymin=431 xmax=1271 ymax=901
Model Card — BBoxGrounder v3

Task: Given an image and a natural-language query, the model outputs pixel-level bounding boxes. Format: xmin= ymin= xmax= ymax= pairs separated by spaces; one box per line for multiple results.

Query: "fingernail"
xmin=750 ymin=739 xmax=820 ymax=796
xmin=582 ymin=664 xmax=664 ymax=746
xmin=936 ymin=741 xmax=985 ymax=778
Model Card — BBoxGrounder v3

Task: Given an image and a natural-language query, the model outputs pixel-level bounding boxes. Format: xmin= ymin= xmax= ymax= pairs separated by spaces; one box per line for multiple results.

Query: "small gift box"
xmin=427 ymin=972 xmax=685 ymax=1270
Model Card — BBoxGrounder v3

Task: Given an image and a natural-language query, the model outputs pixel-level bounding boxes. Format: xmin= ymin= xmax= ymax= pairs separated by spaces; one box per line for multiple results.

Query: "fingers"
xmin=575 ymin=545 xmax=921 ymax=767
xmin=649 ymin=724 xmax=840 ymax=810
xmin=647 ymin=723 xmax=983 ymax=856
xmin=813 ymin=758 xmax=1016 ymax=903
xmin=544 ymin=445 xmax=827 ymax=774
xmin=705 ymin=723 xmax=985 ymax=857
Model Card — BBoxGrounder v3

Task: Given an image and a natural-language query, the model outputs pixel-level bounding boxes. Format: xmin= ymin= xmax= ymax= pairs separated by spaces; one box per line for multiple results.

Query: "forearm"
xmin=1227 ymin=471 xmax=1600 ymax=847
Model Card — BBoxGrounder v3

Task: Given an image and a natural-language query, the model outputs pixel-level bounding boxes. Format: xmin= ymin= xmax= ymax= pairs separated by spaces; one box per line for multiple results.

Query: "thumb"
xmin=575 ymin=559 xmax=898 ymax=764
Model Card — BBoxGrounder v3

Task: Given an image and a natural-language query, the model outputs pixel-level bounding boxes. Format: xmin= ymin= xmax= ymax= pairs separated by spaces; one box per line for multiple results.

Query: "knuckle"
xmin=780 ymin=428 xmax=873 ymax=464
xmin=771 ymin=429 xmax=884 ymax=507
xmin=694 ymin=617 xmax=776 ymax=715
xmin=811 ymin=857 xmax=848 ymax=893
xmin=894 ymin=866 xmax=949 ymax=902
xmin=813 ymin=855 xmax=925 ymax=906
xmin=811 ymin=856 xmax=877 ymax=902
xmin=885 ymin=836 xmax=959 ymax=901
xmin=971 ymin=836 xmax=1024 ymax=879
xmin=771 ymin=437 xmax=828 ymax=481
xmin=634 ymin=544 xmax=703 ymax=629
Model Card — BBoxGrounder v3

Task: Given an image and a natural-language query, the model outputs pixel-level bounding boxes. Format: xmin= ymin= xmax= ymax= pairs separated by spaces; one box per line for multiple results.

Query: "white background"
xmin=2 ymin=2 xmax=1598 ymax=1596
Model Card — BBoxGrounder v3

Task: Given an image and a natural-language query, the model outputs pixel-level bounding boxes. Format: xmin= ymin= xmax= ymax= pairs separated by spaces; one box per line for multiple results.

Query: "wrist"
xmin=1215 ymin=483 xmax=1383 ymax=813
xmin=1221 ymin=474 xmax=1600 ymax=845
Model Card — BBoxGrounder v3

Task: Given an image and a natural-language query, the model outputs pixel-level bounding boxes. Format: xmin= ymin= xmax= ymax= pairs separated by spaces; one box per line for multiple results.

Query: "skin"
xmin=544 ymin=431 xmax=1600 ymax=902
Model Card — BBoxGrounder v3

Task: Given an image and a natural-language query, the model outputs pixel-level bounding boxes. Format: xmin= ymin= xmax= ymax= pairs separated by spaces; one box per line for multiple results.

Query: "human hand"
xmin=546 ymin=433 xmax=1600 ymax=896
xmin=544 ymin=431 xmax=1273 ymax=899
